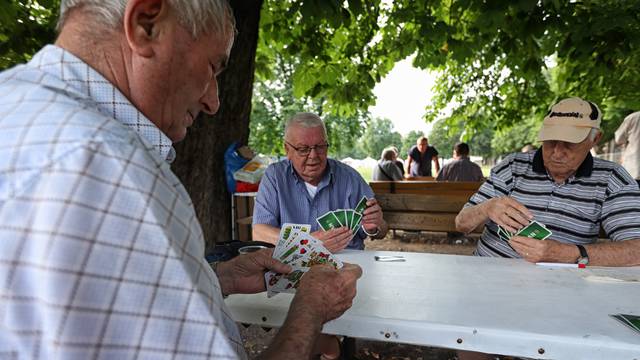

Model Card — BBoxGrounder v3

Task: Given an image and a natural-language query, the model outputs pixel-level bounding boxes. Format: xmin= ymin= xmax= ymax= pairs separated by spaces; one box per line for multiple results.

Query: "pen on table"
xmin=374 ymin=255 xmax=406 ymax=262
xmin=536 ymin=262 xmax=586 ymax=269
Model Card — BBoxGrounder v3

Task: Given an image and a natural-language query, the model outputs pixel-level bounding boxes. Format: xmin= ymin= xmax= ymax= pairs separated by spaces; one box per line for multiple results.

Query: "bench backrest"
xmin=371 ymin=181 xmax=483 ymax=233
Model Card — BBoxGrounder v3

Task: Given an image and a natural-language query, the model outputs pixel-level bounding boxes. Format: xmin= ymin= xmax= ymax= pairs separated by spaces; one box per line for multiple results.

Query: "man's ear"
xmin=123 ymin=0 xmax=168 ymax=58
xmin=592 ymin=130 xmax=603 ymax=146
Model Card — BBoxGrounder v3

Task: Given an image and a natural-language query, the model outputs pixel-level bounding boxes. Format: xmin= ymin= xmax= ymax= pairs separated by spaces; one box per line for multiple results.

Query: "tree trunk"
xmin=171 ymin=0 xmax=263 ymax=253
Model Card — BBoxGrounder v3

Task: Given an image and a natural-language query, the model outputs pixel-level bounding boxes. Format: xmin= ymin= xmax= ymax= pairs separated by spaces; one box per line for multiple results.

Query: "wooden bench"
xmin=370 ymin=181 xmax=483 ymax=233
xmin=232 ymin=192 xmax=257 ymax=241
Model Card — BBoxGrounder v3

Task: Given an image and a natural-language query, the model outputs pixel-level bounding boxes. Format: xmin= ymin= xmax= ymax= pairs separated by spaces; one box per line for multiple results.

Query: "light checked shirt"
xmin=0 ymin=45 xmax=245 ymax=359
xmin=253 ymin=159 xmax=375 ymax=250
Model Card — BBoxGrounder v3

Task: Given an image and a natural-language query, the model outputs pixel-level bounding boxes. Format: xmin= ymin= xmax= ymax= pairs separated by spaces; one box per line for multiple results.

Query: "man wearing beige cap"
xmin=457 ymin=97 xmax=640 ymax=266
xmin=455 ymin=98 xmax=640 ymax=359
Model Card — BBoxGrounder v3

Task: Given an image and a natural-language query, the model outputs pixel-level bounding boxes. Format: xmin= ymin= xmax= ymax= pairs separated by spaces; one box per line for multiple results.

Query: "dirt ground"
xmin=239 ymin=231 xmax=479 ymax=360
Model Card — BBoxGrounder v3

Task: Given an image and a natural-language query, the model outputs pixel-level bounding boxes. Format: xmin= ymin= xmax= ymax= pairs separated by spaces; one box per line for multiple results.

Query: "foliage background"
xmin=2 ymin=0 xmax=640 ymax=245
xmin=251 ymin=0 xmax=640 ymax=158
xmin=0 ymin=0 xmax=60 ymax=69
xmin=4 ymin=0 xmax=639 ymax=161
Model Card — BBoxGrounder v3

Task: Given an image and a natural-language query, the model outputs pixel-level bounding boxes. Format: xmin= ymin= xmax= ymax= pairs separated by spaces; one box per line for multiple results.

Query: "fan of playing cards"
xmin=316 ymin=196 xmax=368 ymax=232
xmin=498 ymin=220 xmax=553 ymax=242
xmin=264 ymin=223 xmax=343 ymax=297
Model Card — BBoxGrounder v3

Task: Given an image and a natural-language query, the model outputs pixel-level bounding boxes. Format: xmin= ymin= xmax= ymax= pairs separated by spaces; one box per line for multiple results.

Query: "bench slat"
xmin=377 ymin=193 xmax=471 ymax=213
xmin=383 ymin=211 xmax=483 ymax=233
xmin=370 ymin=181 xmax=483 ymax=194
xmin=372 ymin=181 xmax=482 ymax=234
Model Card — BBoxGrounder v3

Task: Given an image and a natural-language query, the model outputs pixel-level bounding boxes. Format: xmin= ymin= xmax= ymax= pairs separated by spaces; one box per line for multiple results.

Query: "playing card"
xmin=516 ymin=220 xmax=552 ymax=240
xmin=610 ymin=314 xmax=640 ymax=334
xmin=286 ymin=234 xmax=343 ymax=270
xmin=275 ymin=223 xmax=311 ymax=258
xmin=264 ymin=269 xmax=307 ymax=297
xmin=317 ymin=211 xmax=342 ymax=231
xmin=355 ymin=196 xmax=368 ymax=214
xmin=265 ymin=225 xmax=343 ymax=297
xmin=276 ymin=236 xmax=313 ymax=265
xmin=498 ymin=225 xmax=513 ymax=241
xmin=280 ymin=223 xmax=310 ymax=241
xmin=622 ymin=314 xmax=640 ymax=331
xmin=351 ymin=211 xmax=363 ymax=232
xmin=345 ymin=210 xmax=355 ymax=230
xmin=333 ymin=209 xmax=348 ymax=228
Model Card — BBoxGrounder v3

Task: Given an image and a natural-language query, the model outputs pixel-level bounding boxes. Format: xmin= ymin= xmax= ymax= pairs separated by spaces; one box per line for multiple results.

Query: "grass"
xmin=356 ymin=166 xmax=373 ymax=182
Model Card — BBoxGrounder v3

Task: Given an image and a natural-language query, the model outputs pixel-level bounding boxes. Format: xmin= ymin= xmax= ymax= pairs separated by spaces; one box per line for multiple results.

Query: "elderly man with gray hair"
xmin=253 ymin=112 xmax=389 ymax=252
xmin=456 ymin=97 xmax=640 ymax=267
xmin=373 ymin=147 xmax=404 ymax=181
xmin=454 ymin=96 xmax=640 ymax=360
xmin=0 ymin=1 xmax=363 ymax=359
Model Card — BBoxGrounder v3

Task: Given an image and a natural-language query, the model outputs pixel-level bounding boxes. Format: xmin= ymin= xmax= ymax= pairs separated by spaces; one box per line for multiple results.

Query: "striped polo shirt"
xmin=466 ymin=149 xmax=640 ymax=258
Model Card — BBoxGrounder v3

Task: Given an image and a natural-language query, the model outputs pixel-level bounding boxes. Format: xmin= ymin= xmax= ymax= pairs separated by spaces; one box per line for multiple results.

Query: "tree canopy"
xmin=4 ymin=0 xmax=639 ymax=155
xmin=0 ymin=0 xmax=59 ymax=69
xmin=254 ymin=0 xmax=640 ymax=154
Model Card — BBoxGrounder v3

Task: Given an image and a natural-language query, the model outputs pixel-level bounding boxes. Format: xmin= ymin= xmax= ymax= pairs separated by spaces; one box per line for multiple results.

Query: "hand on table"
xmin=312 ymin=227 xmax=353 ymax=253
xmin=216 ymin=248 xmax=291 ymax=296
xmin=509 ymin=236 xmax=577 ymax=263
xmin=485 ymin=196 xmax=533 ymax=233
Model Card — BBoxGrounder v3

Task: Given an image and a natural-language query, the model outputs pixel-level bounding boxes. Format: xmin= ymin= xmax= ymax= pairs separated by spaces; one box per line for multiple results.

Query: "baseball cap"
xmin=538 ymin=97 xmax=602 ymax=143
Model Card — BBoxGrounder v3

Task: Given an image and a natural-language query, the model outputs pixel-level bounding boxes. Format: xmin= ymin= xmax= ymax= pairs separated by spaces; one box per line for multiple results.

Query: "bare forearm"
xmin=455 ymin=203 xmax=488 ymax=234
xmin=258 ymin=307 xmax=323 ymax=360
xmin=587 ymin=239 xmax=640 ymax=266
xmin=252 ymin=224 xmax=280 ymax=245
xmin=213 ymin=261 xmax=234 ymax=296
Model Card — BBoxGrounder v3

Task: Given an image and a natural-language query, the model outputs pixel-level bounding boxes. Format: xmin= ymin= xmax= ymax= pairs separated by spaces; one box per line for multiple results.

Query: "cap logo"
xmin=549 ymin=111 xmax=582 ymax=119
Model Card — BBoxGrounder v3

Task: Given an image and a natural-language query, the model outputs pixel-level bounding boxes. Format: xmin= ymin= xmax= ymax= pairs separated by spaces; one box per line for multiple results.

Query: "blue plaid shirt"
xmin=253 ymin=159 xmax=374 ymax=250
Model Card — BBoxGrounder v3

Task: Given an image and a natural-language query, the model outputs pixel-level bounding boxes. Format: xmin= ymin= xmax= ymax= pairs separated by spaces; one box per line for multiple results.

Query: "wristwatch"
xmin=576 ymin=244 xmax=589 ymax=266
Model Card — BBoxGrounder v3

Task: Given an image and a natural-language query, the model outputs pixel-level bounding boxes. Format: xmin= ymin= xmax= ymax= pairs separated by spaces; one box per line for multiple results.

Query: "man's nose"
xmin=308 ymin=147 xmax=319 ymax=158
xmin=549 ymin=142 xmax=568 ymax=157
xmin=200 ymin=79 xmax=220 ymax=115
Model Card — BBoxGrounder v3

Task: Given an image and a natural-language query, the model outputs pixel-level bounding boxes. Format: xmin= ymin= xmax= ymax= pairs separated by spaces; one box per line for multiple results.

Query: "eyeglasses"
xmin=285 ymin=141 xmax=330 ymax=156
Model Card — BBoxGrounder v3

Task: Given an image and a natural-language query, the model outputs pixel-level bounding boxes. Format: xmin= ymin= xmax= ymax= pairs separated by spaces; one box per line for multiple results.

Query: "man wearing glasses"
xmin=252 ymin=112 xmax=388 ymax=252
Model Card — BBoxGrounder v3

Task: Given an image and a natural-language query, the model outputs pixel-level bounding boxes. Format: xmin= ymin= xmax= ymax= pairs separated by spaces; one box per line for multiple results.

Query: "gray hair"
xmin=284 ymin=112 xmax=328 ymax=140
xmin=380 ymin=147 xmax=396 ymax=161
xmin=57 ymin=0 xmax=235 ymax=38
xmin=588 ymin=128 xmax=600 ymax=142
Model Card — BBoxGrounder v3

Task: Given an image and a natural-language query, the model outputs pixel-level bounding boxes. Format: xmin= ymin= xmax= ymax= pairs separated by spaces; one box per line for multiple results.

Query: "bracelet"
xmin=362 ymin=227 xmax=380 ymax=238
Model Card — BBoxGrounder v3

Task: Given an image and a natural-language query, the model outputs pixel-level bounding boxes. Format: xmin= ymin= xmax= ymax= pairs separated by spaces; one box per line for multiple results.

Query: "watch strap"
xmin=576 ymin=244 xmax=589 ymax=265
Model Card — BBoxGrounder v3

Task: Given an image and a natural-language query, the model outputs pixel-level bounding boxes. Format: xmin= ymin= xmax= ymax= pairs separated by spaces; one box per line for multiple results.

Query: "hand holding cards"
xmin=316 ymin=196 xmax=368 ymax=232
xmin=265 ymin=223 xmax=343 ymax=297
xmin=498 ymin=220 xmax=552 ymax=242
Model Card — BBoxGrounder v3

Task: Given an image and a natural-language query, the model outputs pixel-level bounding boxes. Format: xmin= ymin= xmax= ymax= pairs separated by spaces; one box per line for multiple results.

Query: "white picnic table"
xmin=225 ymin=250 xmax=640 ymax=359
